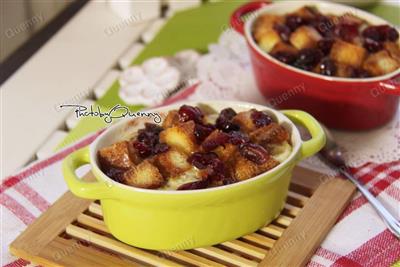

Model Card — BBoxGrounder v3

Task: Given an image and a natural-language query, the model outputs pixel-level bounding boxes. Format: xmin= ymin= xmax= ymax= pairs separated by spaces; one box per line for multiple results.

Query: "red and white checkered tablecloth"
xmin=2 ymin=89 xmax=400 ymax=266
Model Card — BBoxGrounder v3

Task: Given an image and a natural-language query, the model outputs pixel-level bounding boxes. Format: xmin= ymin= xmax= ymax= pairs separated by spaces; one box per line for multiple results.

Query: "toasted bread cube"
xmin=290 ymin=26 xmax=322 ymax=50
xmin=162 ymin=110 xmax=180 ymax=129
xmin=335 ymin=63 xmax=354 ymax=78
xmin=384 ymin=42 xmax=400 ymax=62
xmin=214 ymin=143 xmax=237 ymax=162
xmin=363 ymin=50 xmax=399 ymax=76
xmin=232 ymin=110 xmax=257 ymax=134
xmin=233 ymin=153 xmax=279 ymax=181
xmin=122 ymin=160 xmax=164 ymax=189
xmin=330 ymin=40 xmax=366 ymax=68
xmin=159 ymin=121 xmax=197 ymax=154
xmin=98 ymin=141 xmax=134 ymax=170
xmin=271 ymin=41 xmax=298 ymax=55
xmin=257 ymin=29 xmax=282 ymax=53
xmin=292 ymin=6 xmax=317 ymax=20
xmin=254 ymin=14 xmax=283 ymax=35
xmin=155 ymin=148 xmax=191 ymax=178
xmin=250 ymin=122 xmax=290 ymax=145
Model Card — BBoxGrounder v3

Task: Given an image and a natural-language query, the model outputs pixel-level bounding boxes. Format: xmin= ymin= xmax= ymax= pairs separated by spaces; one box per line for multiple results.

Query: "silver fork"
xmin=318 ymin=125 xmax=400 ymax=239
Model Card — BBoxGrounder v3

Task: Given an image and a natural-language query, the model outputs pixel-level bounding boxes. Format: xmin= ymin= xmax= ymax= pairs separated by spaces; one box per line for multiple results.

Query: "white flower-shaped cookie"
xmin=119 ymin=57 xmax=180 ymax=105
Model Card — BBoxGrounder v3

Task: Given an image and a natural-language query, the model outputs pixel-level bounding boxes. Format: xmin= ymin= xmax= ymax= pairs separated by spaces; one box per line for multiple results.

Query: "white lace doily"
xmin=192 ymin=29 xmax=400 ymax=168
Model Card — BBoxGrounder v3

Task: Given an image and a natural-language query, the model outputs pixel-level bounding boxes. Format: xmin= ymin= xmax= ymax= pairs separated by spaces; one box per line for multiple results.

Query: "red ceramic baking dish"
xmin=231 ymin=1 xmax=400 ymax=130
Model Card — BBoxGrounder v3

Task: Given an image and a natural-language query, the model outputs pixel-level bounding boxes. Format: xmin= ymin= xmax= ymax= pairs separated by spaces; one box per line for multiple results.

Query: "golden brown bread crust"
xmin=363 ymin=50 xmax=400 ymax=76
xmin=122 ymin=160 xmax=164 ymax=189
xmin=250 ymin=122 xmax=290 ymax=145
xmin=330 ymin=40 xmax=367 ymax=68
xmin=232 ymin=110 xmax=257 ymax=134
xmin=98 ymin=141 xmax=134 ymax=170
xmin=162 ymin=110 xmax=180 ymax=129
xmin=154 ymin=148 xmax=191 ymax=178
xmin=289 ymin=26 xmax=322 ymax=50
xmin=159 ymin=121 xmax=198 ymax=154
xmin=233 ymin=153 xmax=280 ymax=181
xmin=214 ymin=143 xmax=237 ymax=163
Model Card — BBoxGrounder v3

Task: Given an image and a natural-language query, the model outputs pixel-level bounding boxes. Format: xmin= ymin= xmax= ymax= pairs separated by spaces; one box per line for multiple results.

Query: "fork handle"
xmin=340 ymin=169 xmax=400 ymax=239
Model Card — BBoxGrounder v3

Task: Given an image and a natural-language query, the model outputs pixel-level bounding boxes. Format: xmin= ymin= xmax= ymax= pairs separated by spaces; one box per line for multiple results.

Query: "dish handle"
xmin=63 ymin=146 xmax=113 ymax=200
xmin=282 ymin=110 xmax=326 ymax=160
xmin=230 ymin=1 xmax=271 ymax=34
xmin=379 ymin=73 xmax=400 ymax=96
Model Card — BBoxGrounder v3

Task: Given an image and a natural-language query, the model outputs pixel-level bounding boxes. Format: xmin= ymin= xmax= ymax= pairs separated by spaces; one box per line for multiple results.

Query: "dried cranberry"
xmin=133 ymin=141 xmax=152 ymax=158
xmin=251 ymin=110 xmax=272 ymax=128
xmin=194 ymin=123 xmax=215 ymax=143
xmin=202 ymin=131 xmax=230 ymax=151
xmin=221 ymin=176 xmax=236 ymax=185
xmin=272 ymin=51 xmax=297 ymax=65
xmin=362 ymin=26 xmax=383 ymax=42
xmin=312 ymin=15 xmax=334 ymax=37
xmin=103 ymin=167 xmax=125 ymax=183
xmin=188 ymin=152 xmax=218 ymax=169
xmin=351 ymin=68 xmax=371 ymax=78
xmin=362 ymin=25 xmax=398 ymax=42
xmin=363 ymin=38 xmax=383 ymax=52
xmin=216 ymin=108 xmax=240 ymax=132
xmin=153 ymin=143 xmax=169 ymax=154
xmin=319 ymin=58 xmax=336 ymax=76
xmin=177 ymin=180 xmax=209 ymax=190
xmin=335 ymin=22 xmax=359 ymax=42
xmin=317 ymin=39 xmax=334 ymax=55
xmin=178 ymin=105 xmax=204 ymax=123
xmin=386 ymin=27 xmax=399 ymax=41
xmin=286 ymin=15 xmax=306 ymax=31
xmin=229 ymin=131 xmax=249 ymax=145
xmin=294 ymin=48 xmax=323 ymax=70
xmin=239 ymin=143 xmax=270 ymax=165
xmin=274 ymin=23 xmax=291 ymax=42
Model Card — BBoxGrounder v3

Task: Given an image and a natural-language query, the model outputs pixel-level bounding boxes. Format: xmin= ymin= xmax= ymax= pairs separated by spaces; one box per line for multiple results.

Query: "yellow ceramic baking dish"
xmin=63 ymin=101 xmax=325 ymax=250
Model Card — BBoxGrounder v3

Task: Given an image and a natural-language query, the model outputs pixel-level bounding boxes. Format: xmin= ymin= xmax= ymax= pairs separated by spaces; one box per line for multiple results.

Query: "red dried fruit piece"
xmin=363 ymin=38 xmax=383 ymax=53
xmin=251 ymin=110 xmax=272 ymax=128
xmin=178 ymin=105 xmax=204 ymax=123
xmin=202 ymin=130 xmax=230 ymax=151
xmin=272 ymin=51 xmax=297 ymax=64
xmin=294 ymin=48 xmax=323 ymax=70
xmin=152 ymin=143 xmax=169 ymax=154
xmin=286 ymin=15 xmax=307 ymax=31
xmin=177 ymin=180 xmax=209 ymax=190
xmin=229 ymin=131 xmax=249 ymax=145
xmin=187 ymin=152 xmax=218 ymax=169
xmin=274 ymin=23 xmax=292 ymax=42
xmin=239 ymin=143 xmax=270 ymax=165
xmin=194 ymin=123 xmax=215 ymax=143
xmin=319 ymin=58 xmax=337 ymax=76
xmin=334 ymin=22 xmax=359 ymax=42
xmin=362 ymin=25 xmax=399 ymax=42
xmin=216 ymin=108 xmax=240 ymax=132
xmin=317 ymin=39 xmax=334 ymax=55
xmin=133 ymin=141 xmax=153 ymax=158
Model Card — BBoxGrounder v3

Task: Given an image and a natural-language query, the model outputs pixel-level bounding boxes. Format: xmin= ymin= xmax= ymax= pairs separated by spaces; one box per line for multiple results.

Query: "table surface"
xmin=1 ymin=0 xmax=399 ymax=180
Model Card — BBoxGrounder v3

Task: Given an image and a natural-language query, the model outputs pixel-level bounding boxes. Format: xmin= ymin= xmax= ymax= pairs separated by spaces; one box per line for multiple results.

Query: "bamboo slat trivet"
xmin=10 ymin=166 xmax=356 ymax=266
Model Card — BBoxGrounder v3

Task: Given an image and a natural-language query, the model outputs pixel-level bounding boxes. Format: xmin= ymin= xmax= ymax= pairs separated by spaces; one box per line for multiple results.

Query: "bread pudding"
xmin=253 ymin=6 xmax=400 ymax=78
xmin=98 ymin=105 xmax=292 ymax=190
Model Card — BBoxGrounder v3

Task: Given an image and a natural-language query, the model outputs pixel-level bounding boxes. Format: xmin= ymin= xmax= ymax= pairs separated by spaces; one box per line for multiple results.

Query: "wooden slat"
xmin=259 ymin=224 xmax=285 ymax=239
xmin=88 ymin=203 xmax=103 ymax=217
xmin=287 ymin=191 xmax=309 ymax=207
xmin=273 ymin=215 xmax=293 ymax=228
xmin=220 ymin=240 xmax=267 ymax=261
xmin=260 ymin=178 xmax=356 ymax=267
xmin=66 ymin=225 xmax=183 ymax=267
xmin=76 ymin=213 xmax=224 ymax=267
xmin=283 ymin=203 xmax=302 ymax=217
xmin=241 ymin=233 xmax=276 ymax=249
xmin=193 ymin=246 xmax=258 ymax=266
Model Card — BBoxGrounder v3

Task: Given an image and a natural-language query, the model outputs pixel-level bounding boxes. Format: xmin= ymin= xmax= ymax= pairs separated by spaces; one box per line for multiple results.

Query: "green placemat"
xmin=57 ymin=0 xmax=399 ymax=150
